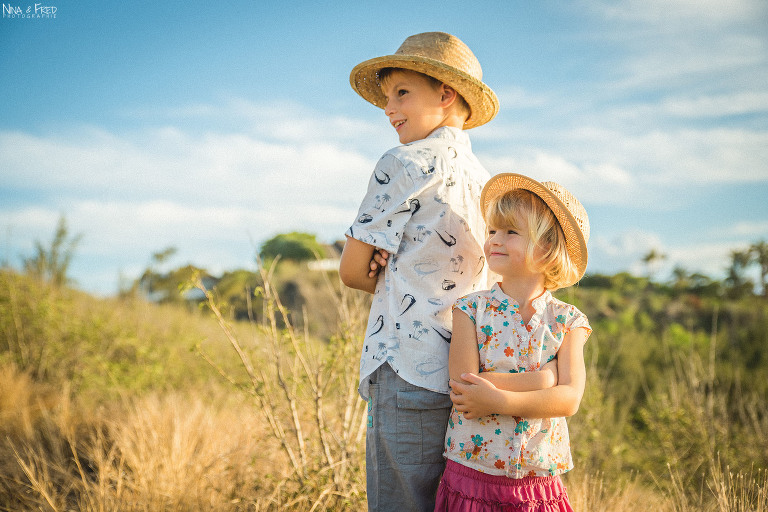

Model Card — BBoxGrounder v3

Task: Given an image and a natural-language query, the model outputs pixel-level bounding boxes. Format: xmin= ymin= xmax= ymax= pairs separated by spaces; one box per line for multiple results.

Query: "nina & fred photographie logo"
xmin=2 ymin=3 xmax=57 ymax=18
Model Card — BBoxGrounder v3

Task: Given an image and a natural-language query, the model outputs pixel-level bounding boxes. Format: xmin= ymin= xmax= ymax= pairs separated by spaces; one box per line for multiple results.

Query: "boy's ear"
xmin=439 ymin=84 xmax=458 ymax=107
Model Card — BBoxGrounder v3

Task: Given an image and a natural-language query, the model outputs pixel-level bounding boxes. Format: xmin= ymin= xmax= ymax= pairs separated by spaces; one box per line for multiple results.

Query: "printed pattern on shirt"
xmin=444 ymin=283 xmax=591 ymax=478
xmin=346 ymin=127 xmax=491 ymax=399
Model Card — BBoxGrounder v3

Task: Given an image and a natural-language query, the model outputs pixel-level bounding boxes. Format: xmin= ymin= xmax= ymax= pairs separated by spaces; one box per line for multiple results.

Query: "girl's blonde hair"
xmin=485 ymin=189 xmax=580 ymax=291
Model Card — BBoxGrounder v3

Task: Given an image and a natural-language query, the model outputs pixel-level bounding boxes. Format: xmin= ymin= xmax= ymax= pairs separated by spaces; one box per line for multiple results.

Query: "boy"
xmin=340 ymin=32 xmax=499 ymax=512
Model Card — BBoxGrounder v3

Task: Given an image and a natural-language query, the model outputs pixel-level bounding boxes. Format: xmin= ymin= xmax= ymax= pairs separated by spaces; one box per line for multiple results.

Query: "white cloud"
xmin=498 ymin=125 xmax=768 ymax=187
xmin=590 ymin=229 xmax=716 ymax=278
xmin=494 ymin=86 xmax=550 ymax=111
xmin=731 ymin=221 xmax=768 ymax=238
xmin=589 ymin=0 xmax=765 ymax=26
xmin=660 ymin=92 xmax=768 ymax=119
xmin=593 ymin=229 xmax=663 ymax=259
xmin=0 ymin=105 xmax=387 ymax=293
xmin=480 ymin=150 xmax=642 ymax=207
xmin=122 ymin=97 xmax=389 ymax=150
xmin=0 ymin=122 xmax=376 ymax=209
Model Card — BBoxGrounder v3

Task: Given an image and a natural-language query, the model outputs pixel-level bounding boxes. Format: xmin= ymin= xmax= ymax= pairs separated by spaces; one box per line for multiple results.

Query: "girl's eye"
xmin=507 ymin=230 xmax=517 ymax=235
xmin=488 ymin=230 xmax=496 ymax=235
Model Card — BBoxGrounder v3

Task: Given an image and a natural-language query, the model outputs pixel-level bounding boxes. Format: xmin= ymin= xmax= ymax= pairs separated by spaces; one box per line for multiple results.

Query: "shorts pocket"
xmin=396 ymin=390 xmax=452 ymax=464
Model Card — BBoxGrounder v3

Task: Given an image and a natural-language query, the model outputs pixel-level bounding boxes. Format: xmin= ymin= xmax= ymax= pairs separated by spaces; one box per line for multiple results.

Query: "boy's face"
xmin=381 ymin=70 xmax=447 ymax=144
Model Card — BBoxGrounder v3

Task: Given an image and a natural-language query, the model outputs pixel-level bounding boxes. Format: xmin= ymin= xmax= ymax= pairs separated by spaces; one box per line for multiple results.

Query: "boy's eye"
xmin=398 ymin=89 xmax=408 ymax=96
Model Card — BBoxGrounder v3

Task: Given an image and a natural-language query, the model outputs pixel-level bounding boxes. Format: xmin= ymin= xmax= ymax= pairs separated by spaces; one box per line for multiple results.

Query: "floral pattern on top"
xmin=444 ymin=283 xmax=591 ymax=478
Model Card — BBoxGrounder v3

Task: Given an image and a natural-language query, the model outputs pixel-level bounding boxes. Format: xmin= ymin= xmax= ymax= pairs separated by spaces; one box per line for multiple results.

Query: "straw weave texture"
xmin=350 ymin=32 xmax=499 ymax=129
xmin=481 ymin=173 xmax=590 ymax=285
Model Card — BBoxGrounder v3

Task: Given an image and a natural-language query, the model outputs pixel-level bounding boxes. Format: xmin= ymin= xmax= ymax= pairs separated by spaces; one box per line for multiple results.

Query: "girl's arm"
xmin=449 ymin=310 xmax=557 ymax=394
xmin=450 ymin=326 xmax=589 ymax=419
xmin=339 ymin=236 xmax=388 ymax=294
xmin=478 ymin=358 xmax=557 ymax=391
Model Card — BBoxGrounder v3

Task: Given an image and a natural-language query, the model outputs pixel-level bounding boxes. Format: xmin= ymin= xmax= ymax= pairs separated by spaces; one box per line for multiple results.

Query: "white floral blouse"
xmin=444 ymin=283 xmax=591 ymax=478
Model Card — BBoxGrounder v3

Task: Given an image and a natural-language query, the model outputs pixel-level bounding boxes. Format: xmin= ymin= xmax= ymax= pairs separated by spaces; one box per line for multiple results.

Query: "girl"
xmin=435 ymin=173 xmax=591 ymax=512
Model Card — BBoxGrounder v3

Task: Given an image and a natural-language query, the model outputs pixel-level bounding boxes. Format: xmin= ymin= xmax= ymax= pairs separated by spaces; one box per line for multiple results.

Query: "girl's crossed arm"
xmin=449 ymin=308 xmax=588 ymax=420
xmin=449 ymin=309 xmax=559 ymax=397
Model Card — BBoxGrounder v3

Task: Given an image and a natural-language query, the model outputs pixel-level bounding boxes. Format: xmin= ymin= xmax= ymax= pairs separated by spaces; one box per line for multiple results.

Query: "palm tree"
xmin=642 ymin=248 xmax=667 ymax=281
xmin=23 ymin=215 xmax=82 ymax=287
xmin=725 ymin=249 xmax=754 ymax=298
xmin=671 ymin=265 xmax=690 ymax=291
xmin=749 ymin=240 xmax=768 ymax=297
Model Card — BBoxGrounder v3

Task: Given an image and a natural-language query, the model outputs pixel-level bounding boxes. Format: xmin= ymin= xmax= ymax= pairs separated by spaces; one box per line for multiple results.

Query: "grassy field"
xmin=1 ymin=266 xmax=767 ymax=511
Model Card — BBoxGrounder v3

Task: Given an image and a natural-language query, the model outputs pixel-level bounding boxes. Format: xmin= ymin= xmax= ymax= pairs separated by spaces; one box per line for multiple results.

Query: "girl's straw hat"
xmin=350 ymin=32 xmax=499 ymax=129
xmin=481 ymin=173 xmax=590 ymax=285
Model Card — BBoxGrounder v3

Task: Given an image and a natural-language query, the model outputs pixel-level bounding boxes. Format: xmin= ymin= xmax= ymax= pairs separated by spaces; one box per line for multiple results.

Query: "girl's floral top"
xmin=444 ymin=283 xmax=591 ymax=478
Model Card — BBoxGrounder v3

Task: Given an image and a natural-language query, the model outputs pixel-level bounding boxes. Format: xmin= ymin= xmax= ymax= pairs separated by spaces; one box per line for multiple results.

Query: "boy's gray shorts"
xmin=365 ymin=363 xmax=453 ymax=512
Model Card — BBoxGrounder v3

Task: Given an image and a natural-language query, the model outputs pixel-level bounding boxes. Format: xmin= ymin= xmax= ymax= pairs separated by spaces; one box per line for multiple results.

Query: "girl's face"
xmin=484 ymin=217 xmax=539 ymax=280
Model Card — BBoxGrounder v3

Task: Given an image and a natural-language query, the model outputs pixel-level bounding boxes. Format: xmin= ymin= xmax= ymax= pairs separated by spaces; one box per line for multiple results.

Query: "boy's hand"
xmin=449 ymin=373 xmax=501 ymax=419
xmin=367 ymin=249 xmax=390 ymax=278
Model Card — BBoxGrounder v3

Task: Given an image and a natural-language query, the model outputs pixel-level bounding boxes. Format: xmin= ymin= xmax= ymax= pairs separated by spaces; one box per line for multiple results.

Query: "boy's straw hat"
xmin=350 ymin=32 xmax=499 ymax=129
xmin=481 ymin=173 xmax=590 ymax=285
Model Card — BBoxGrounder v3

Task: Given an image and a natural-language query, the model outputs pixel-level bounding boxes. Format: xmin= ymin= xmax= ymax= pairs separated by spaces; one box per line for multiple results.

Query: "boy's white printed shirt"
xmin=444 ymin=284 xmax=591 ymax=478
xmin=346 ymin=127 xmax=490 ymax=400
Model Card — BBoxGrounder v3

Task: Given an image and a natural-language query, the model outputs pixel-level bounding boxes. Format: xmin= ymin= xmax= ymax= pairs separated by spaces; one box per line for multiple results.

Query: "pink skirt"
xmin=434 ymin=460 xmax=574 ymax=512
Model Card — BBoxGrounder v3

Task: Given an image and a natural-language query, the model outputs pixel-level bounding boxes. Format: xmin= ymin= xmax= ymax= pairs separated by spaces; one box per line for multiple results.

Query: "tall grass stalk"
xmin=192 ymin=259 xmax=369 ymax=510
xmin=709 ymin=460 xmax=768 ymax=512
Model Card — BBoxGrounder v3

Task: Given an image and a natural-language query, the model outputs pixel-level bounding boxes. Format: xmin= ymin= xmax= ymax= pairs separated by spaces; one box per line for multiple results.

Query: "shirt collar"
xmin=426 ymin=126 xmax=471 ymax=147
xmin=489 ymin=282 xmax=552 ymax=313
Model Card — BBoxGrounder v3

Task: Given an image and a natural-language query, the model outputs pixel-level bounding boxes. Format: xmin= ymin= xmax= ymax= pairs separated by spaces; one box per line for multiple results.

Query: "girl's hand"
xmin=449 ymin=373 xmax=502 ymax=419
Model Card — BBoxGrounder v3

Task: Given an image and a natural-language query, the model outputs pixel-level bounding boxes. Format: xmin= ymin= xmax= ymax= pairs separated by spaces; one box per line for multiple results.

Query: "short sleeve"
xmin=345 ymin=153 xmax=417 ymax=254
xmin=453 ymin=294 xmax=478 ymax=324
xmin=566 ymin=307 xmax=592 ymax=340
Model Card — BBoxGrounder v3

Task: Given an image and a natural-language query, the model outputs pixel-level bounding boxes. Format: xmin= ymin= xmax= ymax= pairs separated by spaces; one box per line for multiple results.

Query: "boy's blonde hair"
xmin=378 ymin=67 xmax=472 ymax=123
xmin=485 ymin=189 xmax=580 ymax=291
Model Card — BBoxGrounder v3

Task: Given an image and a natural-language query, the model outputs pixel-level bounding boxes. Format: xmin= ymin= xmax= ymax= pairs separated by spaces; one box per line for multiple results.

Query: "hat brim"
xmin=480 ymin=173 xmax=588 ymax=285
xmin=350 ymin=55 xmax=499 ymax=129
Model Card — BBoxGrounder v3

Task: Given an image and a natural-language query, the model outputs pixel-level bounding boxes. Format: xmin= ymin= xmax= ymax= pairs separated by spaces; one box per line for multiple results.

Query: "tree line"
xmin=10 ymin=216 xmax=768 ymax=302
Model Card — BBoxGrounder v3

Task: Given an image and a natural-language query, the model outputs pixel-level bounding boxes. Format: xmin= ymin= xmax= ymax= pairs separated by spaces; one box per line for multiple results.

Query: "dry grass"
xmin=565 ymin=471 xmax=670 ymax=512
xmin=1 ymin=366 xmax=271 ymax=511
xmin=2 ymin=266 xmax=767 ymax=511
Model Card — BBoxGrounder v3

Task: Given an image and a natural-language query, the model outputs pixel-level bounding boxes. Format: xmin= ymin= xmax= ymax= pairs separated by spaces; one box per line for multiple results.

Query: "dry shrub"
xmin=192 ymin=259 xmax=369 ymax=510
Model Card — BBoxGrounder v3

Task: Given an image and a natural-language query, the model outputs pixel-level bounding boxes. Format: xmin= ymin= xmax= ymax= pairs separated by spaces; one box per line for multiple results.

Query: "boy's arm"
xmin=451 ymin=327 xmax=589 ymax=419
xmin=339 ymin=236 xmax=381 ymax=294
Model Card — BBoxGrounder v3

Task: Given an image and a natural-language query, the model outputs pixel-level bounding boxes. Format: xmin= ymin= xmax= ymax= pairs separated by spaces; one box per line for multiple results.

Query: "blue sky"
xmin=1 ymin=0 xmax=767 ymax=295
